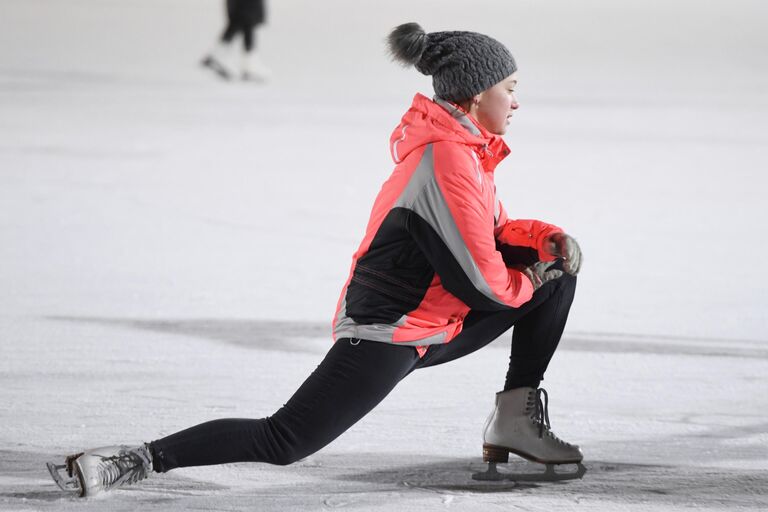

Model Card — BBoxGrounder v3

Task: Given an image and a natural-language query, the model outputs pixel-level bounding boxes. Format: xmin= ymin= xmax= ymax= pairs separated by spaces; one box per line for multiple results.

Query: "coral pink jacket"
xmin=333 ymin=94 xmax=562 ymax=355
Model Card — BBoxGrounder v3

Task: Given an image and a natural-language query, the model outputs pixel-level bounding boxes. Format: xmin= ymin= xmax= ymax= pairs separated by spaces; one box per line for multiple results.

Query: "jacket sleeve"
xmin=405 ymin=142 xmax=534 ymax=311
xmin=494 ymin=198 xmax=563 ymax=262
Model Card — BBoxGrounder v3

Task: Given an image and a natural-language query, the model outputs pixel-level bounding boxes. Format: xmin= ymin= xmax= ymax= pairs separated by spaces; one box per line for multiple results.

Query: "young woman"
xmin=48 ymin=22 xmax=584 ymax=497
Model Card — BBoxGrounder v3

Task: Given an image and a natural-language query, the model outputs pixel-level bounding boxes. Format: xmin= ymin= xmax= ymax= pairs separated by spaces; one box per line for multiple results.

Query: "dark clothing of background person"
xmin=222 ymin=0 xmax=266 ymax=51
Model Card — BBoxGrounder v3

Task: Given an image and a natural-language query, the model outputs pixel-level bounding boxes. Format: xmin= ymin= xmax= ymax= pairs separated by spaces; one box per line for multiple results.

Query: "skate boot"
xmin=47 ymin=444 xmax=153 ymax=497
xmin=474 ymin=387 xmax=586 ymax=482
xmin=201 ymin=55 xmax=232 ymax=80
xmin=241 ymin=51 xmax=271 ymax=82
xmin=201 ymin=43 xmax=234 ymax=80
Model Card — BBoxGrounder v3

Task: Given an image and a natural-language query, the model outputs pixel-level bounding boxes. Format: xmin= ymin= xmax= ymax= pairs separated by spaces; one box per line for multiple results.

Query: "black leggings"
xmin=221 ymin=21 xmax=256 ymax=52
xmin=150 ymin=273 xmax=576 ymax=472
xmin=222 ymin=0 xmax=263 ymax=52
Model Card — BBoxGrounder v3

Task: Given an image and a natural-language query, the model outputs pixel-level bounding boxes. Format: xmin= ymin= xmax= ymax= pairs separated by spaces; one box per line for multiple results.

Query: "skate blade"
xmin=472 ymin=461 xmax=587 ymax=482
xmin=201 ymin=59 xmax=232 ymax=80
xmin=200 ymin=57 xmax=232 ymax=80
xmin=241 ymin=72 xmax=268 ymax=83
xmin=47 ymin=461 xmax=82 ymax=493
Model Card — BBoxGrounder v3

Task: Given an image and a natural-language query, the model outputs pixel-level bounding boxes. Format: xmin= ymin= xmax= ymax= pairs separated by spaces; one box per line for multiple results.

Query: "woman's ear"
xmin=468 ymin=93 xmax=483 ymax=115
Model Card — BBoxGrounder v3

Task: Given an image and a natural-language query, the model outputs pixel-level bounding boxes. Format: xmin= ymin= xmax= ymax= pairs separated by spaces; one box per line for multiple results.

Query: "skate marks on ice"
xmin=0 ymin=449 xmax=64 ymax=503
xmin=318 ymin=453 xmax=768 ymax=509
xmin=3 ymin=449 xmax=767 ymax=510
xmin=560 ymin=331 xmax=768 ymax=360
xmin=47 ymin=316 xmax=330 ymax=355
xmin=45 ymin=315 xmax=768 ymax=359
xmin=595 ymin=417 xmax=768 ymax=471
xmin=0 ymin=68 xmax=122 ymax=94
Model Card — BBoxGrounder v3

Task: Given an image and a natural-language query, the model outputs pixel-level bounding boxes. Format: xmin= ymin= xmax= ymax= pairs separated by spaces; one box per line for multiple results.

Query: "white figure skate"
xmin=47 ymin=444 xmax=152 ymax=497
xmin=201 ymin=42 xmax=235 ymax=80
xmin=241 ymin=51 xmax=272 ymax=82
xmin=473 ymin=387 xmax=586 ymax=482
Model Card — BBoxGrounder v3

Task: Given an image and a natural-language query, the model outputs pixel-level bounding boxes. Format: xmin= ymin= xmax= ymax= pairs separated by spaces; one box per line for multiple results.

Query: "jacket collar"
xmin=390 ymin=94 xmax=511 ymax=172
xmin=433 ymin=96 xmax=483 ymax=137
xmin=432 ymin=96 xmax=511 ymax=172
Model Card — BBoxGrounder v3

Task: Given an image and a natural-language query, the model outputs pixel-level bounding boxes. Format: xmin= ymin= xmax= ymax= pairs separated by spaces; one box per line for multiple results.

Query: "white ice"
xmin=1 ymin=0 xmax=767 ymax=510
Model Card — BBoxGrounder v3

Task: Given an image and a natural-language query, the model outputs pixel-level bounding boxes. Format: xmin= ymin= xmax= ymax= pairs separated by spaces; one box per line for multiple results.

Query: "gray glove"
xmin=545 ymin=232 xmax=582 ymax=276
xmin=521 ymin=261 xmax=564 ymax=291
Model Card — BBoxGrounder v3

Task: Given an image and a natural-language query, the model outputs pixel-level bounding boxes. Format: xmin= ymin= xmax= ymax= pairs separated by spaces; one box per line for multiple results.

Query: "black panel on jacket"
xmin=346 ymin=209 xmax=435 ymax=325
xmin=405 ymin=211 xmax=511 ymax=312
xmin=496 ymin=243 xmax=539 ymax=268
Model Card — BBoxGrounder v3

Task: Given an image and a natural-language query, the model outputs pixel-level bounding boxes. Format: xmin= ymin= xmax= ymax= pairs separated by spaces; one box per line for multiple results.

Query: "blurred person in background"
xmin=201 ymin=0 xmax=270 ymax=81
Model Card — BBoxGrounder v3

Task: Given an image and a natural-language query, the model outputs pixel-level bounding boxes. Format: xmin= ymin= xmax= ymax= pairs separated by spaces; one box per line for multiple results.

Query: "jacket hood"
xmin=389 ymin=93 xmax=511 ymax=172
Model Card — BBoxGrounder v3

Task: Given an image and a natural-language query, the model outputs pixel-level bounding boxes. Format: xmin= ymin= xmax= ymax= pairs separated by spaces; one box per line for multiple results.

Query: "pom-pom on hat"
xmin=387 ymin=22 xmax=517 ymax=103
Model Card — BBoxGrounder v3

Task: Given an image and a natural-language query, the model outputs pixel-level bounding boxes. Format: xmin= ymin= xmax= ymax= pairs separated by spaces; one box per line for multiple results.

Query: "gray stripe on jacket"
xmin=396 ymin=144 xmax=506 ymax=307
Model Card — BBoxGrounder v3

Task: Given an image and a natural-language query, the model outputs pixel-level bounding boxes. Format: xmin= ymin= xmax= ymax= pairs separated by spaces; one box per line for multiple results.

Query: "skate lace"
xmin=527 ymin=388 xmax=573 ymax=446
xmin=97 ymin=448 xmax=149 ymax=490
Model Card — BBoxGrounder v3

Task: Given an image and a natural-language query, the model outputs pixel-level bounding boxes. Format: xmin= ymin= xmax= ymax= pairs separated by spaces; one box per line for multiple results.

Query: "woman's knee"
xmin=560 ymin=272 xmax=577 ymax=289
xmin=262 ymin=414 xmax=325 ymax=466
xmin=267 ymin=436 xmax=322 ymax=466
xmin=270 ymin=450 xmax=301 ymax=466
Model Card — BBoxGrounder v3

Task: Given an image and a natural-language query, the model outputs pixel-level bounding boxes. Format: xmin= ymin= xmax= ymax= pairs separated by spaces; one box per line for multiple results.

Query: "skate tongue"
xmin=534 ymin=388 xmax=551 ymax=438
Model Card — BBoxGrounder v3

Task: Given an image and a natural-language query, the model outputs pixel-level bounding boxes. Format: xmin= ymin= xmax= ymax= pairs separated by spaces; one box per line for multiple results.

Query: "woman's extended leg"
xmin=150 ymin=339 xmax=419 ymax=472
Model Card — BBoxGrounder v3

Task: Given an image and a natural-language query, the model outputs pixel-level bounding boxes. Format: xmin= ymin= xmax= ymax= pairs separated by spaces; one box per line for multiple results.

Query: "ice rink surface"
xmin=1 ymin=1 xmax=767 ymax=510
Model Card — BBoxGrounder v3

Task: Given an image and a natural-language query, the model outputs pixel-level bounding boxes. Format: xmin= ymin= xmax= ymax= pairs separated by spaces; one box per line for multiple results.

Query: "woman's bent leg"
xmin=416 ymin=274 xmax=577 ymax=390
xmin=150 ymin=339 xmax=418 ymax=472
xmin=504 ymin=273 xmax=576 ymax=389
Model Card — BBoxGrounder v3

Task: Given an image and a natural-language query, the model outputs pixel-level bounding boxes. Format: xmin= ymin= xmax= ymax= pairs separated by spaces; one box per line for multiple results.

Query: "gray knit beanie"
xmin=387 ymin=22 xmax=517 ymax=103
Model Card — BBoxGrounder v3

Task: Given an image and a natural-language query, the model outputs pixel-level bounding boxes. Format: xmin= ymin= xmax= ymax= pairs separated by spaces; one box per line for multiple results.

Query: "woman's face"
xmin=470 ymin=73 xmax=519 ymax=135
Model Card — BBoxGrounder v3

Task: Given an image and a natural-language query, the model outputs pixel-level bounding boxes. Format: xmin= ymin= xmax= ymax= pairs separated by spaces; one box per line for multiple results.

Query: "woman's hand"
xmin=521 ymin=261 xmax=564 ymax=291
xmin=544 ymin=233 xmax=583 ymax=276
